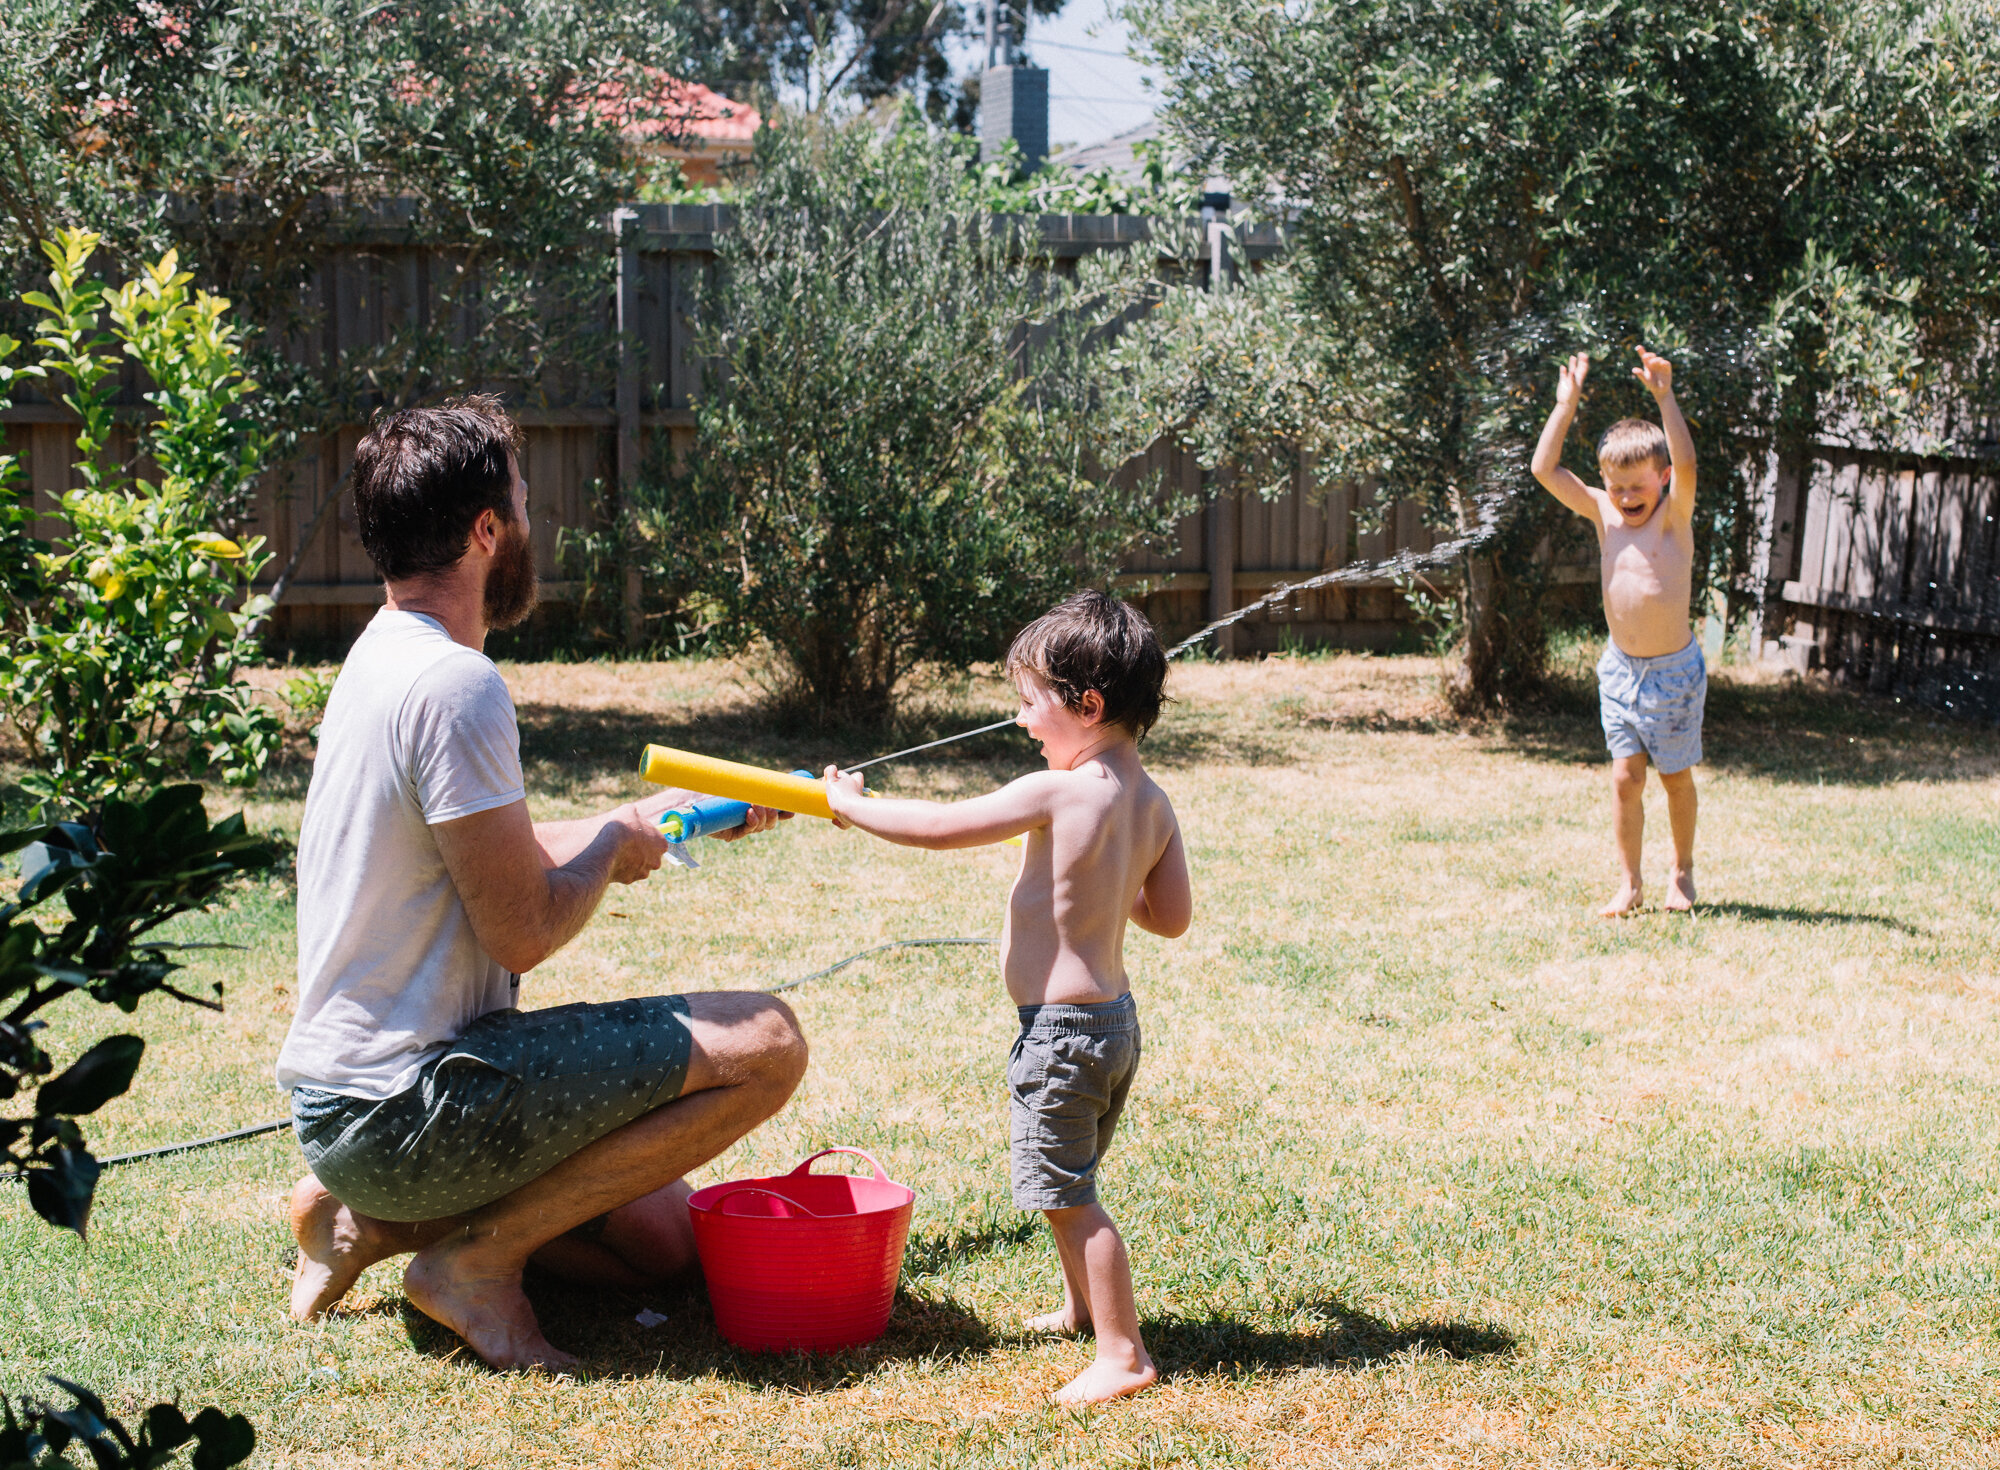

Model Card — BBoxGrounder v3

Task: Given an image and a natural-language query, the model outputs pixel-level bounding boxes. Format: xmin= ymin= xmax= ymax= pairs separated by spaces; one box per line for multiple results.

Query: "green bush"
xmin=0 ymin=786 xmax=270 ymax=1469
xmin=0 ymin=231 xmax=279 ymax=810
xmin=629 ymin=116 xmax=1189 ymax=723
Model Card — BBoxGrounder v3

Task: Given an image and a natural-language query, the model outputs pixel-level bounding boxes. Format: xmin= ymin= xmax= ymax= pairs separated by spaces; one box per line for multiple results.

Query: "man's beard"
xmin=483 ymin=516 xmax=539 ymax=630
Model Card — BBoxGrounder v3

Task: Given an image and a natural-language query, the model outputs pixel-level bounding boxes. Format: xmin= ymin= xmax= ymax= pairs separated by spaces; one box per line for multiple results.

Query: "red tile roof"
xmin=587 ymin=71 xmax=762 ymax=146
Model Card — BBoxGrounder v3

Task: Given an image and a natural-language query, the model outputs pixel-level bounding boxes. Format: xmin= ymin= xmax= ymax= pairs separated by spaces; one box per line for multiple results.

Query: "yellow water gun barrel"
xmin=639 ymin=744 xmax=835 ymax=820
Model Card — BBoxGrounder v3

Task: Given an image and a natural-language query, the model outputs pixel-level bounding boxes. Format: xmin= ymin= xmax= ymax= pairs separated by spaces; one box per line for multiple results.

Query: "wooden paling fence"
xmin=1 ymin=206 xmax=1494 ymax=657
xmin=5 ymin=204 xmax=1996 ymax=714
xmin=1756 ymin=445 xmax=2000 ymax=719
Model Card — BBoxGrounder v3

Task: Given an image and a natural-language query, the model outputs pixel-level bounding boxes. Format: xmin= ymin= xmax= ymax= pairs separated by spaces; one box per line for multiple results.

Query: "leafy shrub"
xmin=0 ymin=787 xmax=270 ymax=1468
xmin=278 ymin=669 xmax=334 ymax=747
xmin=1 ymin=0 xmax=697 ymax=474
xmin=630 ymin=117 xmax=1189 ymax=723
xmin=0 ymin=232 xmax=280 ymax=809
xmin=0 ymin=785 xmax=274 ymax=1231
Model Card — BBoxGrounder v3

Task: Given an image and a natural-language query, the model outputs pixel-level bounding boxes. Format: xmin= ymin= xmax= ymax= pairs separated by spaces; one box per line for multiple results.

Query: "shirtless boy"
xmin=1532 ymin=346 xmax=1704 ymax=916
xmin=824 ymin=591 xmax=1192 ymax=1405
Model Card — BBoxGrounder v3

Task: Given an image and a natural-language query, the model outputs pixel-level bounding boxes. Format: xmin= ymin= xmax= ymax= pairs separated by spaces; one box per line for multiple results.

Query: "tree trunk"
xmin=1448 ymin=547 xmax=1504 ymax=713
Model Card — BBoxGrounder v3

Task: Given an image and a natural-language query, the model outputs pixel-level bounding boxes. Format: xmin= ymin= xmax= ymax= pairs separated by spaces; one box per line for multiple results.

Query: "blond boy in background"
xmin=1532 ymin=346 xmax=1704 ymax=916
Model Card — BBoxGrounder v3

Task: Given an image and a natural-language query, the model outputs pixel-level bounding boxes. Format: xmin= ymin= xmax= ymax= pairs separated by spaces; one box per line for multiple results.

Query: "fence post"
xmin=1751 ymin=437 xmax=1808 ymax=665
xmin=1206 ymin=466 xmax=1237 ymax=657
xmin=613 ymin=206 xmax=644 ymax=649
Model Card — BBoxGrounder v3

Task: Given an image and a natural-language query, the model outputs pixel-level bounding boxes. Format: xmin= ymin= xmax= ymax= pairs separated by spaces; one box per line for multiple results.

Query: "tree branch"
xmin=1385 ymin=153 xmax=1470 ymax=372
xmin=818 ymin=0 xmax=914 ymax=99
xmin=246 ymin=460 xmax=355 ymax=639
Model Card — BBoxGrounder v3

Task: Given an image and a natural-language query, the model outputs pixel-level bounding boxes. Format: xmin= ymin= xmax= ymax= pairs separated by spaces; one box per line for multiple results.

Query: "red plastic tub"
xmin=687 ymin=1147 xmax=916 ymax=1352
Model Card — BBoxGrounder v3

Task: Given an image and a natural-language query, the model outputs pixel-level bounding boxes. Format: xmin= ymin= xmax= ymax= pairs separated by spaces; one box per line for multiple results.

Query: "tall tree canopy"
xmin=1124 ymin=0 xmax=2000 ymax=704
xmin=0 ymin=0 xmax=689 ymax=416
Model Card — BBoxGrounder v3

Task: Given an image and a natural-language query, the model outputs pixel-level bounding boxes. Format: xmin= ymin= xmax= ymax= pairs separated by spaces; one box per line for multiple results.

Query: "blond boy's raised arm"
xmin=1531 ymin=352 xmax=1602 ymax=524
xmin=1633 ymin=345 xmax=1697 ymax=523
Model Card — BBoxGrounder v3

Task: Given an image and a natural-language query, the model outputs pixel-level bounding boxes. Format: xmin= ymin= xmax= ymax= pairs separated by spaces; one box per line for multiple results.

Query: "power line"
xmin=1025 ymin=37 xmax=1136 ymax=58
xmin=1026 ymin=44 xmax=1157 ymax=92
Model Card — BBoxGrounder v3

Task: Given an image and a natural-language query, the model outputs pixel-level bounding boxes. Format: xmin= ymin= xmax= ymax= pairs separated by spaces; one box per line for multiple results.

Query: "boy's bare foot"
xmin=1026 ymin=1306 xmax=1091 ymax=1337
xmin=1053 ymin=1356 xmax=1158 ymax=1405
xmin=403 ymin=1236 xmax=578 ymax=1372
xmin=290 ymin=1176 xmax=399 ymax=1320
xmin=1664 ymin=868 xmax=1697 ymax=912
xmin=1599 ymin=882 xmax=1644 ymax=918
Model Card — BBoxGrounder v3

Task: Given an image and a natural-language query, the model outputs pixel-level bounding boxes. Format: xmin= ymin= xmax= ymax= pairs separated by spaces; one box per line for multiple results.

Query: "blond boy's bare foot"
xmin=1026 ymin=1305 xmax=1091 ymax=1337
xmin=1053 ymin=1355 xmax=1157 ymax=1405
xmin=1599 ymin=882 xmax=1643 ymax=918
xmin=403 ymin=1237 xmax=578 ymax=1372
xmin=290 ymin=1176 xmax=400 ymax=1321
xmin=1664 ymin=868 xmax=1697 ymax=912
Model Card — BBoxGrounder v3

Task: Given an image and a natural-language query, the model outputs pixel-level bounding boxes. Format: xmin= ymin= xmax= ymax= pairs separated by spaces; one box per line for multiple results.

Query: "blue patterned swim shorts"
xmin=1596 ymin=638 xmax=1707 ymax=775
xmin=290 ymin=994 xmax=693 ymax=1222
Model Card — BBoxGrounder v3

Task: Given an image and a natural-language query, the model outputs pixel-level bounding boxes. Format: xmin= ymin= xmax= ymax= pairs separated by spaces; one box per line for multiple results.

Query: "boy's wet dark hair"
xmin=1005 ymin=590 xmax=1169 ymax=739
xmin=351 ymin=394 xmax=523 ymax=582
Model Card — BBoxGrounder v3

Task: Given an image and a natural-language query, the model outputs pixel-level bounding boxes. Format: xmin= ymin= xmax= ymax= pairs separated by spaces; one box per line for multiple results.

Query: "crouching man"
xmin=278 ymin=396 xmax=805 ymax=1371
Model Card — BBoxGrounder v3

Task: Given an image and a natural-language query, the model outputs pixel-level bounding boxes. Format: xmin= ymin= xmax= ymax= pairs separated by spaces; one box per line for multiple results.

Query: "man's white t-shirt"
xmin=276 ymin=609 xmax=526 ymax=1099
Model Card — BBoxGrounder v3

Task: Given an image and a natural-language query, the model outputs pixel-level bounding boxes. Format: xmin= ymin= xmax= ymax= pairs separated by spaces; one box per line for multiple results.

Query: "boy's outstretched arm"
xmin=1531 ymin=351 xmax=1602 ymax=524
xmin=1129 ymin=824 xmax=1191 ymax=938
xmin=1633 ymin=345 xmax=1696 ymax=522
xmin=823 ymin=765 xmax=1059 ymax=850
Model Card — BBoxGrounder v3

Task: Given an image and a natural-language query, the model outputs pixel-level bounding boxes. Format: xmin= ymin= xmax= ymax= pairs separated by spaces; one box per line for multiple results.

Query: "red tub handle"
xmin=708 ymin=1186 xmax=823 ymax=1218
xmin=789 ymin=1146 xmax=898 ymax=1185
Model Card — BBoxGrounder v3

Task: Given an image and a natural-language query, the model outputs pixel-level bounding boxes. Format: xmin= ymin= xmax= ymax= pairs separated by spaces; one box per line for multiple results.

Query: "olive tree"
xmin=0 ymin=0 xmax=693 ymax=554
xmin=631 ymin=117 xmax=1188 ymax=723
xmin=1124 ymin=0 xmax=2000 ymax=706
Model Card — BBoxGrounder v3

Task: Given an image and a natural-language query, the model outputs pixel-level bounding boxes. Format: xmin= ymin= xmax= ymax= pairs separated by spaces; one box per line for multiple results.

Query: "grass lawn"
xmin=4 ymin=649 xmax=1999 ymax=1468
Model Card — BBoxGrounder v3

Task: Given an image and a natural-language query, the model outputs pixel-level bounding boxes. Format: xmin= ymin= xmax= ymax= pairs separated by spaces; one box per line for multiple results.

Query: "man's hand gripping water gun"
xmin=638 ymin=745 xmax=842 ymax=869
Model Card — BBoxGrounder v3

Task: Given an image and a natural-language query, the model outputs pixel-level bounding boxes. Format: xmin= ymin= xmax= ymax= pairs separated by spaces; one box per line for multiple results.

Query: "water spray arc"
xmin=101 ymin=495 xmax=1516 ymax=1173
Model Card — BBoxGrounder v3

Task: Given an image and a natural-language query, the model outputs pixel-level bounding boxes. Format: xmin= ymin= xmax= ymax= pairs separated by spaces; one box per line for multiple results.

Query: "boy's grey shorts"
xmin=1008 ymin=993 xmax=1141 ymax=1211
xmin=1597 ymin=637 xmax=1707 ymax=775
xmin=289 ymin=994 xmax=693 ymax=1222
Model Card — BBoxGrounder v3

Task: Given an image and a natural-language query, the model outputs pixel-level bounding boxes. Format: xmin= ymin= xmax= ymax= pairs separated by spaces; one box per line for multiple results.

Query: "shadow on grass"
xmin=399 ymin=1275 xmax=1512 ymax=1387
xmin=401 ymin=1277 xmax=1000 ymax=1384
xmin=1149 ymin=1300 xmax=1518 ymax=1379
xmin=1699 ymin=901 xmax=1919 ymax=932
xmin=497 ymin=658 xmax=1999 ymax=799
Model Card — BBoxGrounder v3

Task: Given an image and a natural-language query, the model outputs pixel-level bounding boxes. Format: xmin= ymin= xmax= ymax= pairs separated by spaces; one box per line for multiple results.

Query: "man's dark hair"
xmin=1005 ymin=590 xmax=1170 ymax=739
xmin=351 ymin=395 xmax=524 ymax=582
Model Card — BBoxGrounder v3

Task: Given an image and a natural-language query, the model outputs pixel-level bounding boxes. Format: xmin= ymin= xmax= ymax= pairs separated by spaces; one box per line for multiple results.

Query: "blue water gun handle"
xmin=658 ymin=796 xmax=754 ymax=844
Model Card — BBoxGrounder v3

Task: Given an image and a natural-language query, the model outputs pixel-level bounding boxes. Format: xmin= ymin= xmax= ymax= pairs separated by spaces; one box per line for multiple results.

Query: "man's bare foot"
xmin=290 ymin=1176 xmax=400 ymax=1320
xmin=1025 ymin=1305 xmax=1091 ymax=1337
xmin=1664 ymin=867 xmax=1697 ymax=912
xmin=1052 ymin=1355 xmax=1157 ymax=1405
xmin=1599 ymin=881 xmax=1644 ymax=918
xmin=404 ymin=1236 xmax=578 ymax=1372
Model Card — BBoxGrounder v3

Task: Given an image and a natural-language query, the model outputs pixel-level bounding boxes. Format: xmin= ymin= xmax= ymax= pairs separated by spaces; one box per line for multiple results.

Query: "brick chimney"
xmin=980 ymin=66 xmax=1049 ymax=175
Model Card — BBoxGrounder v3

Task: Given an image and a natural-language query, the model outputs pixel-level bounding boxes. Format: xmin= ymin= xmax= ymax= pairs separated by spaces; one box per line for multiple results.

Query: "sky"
xmin=943 ymin=0 xmax=1163 ymax=156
